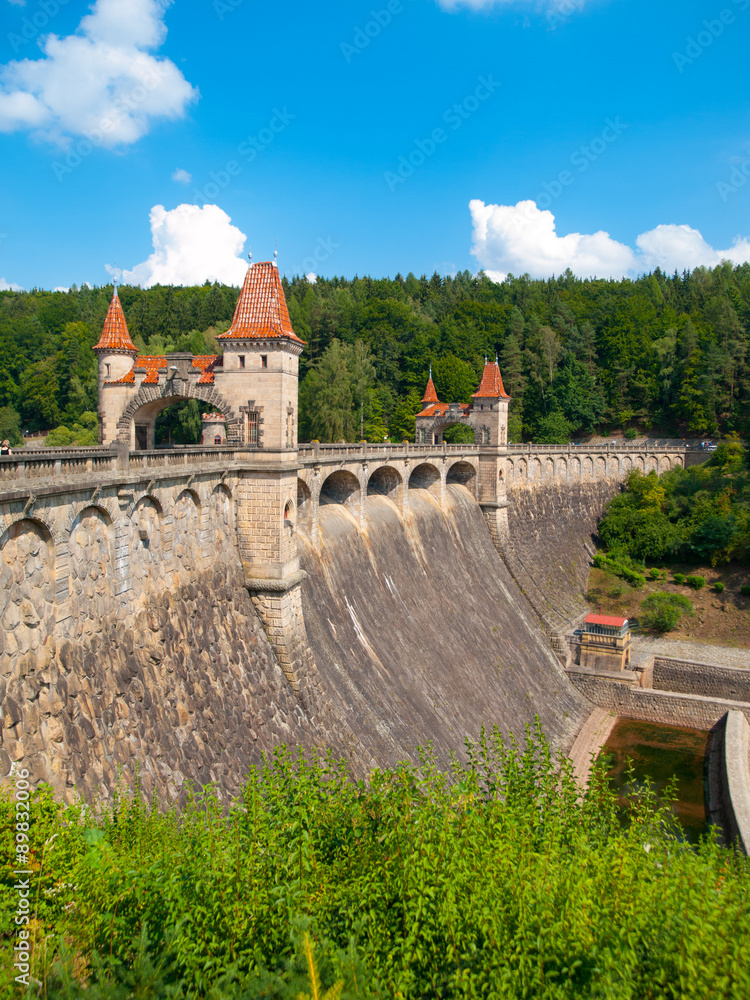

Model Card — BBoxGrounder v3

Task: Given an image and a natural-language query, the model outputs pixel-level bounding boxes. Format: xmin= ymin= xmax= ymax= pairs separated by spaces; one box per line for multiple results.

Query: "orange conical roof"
xmin=473 ymin=360 xmax=509 ymax=398
xmin=421 ymin=374 xmax=440 ymax=404
xmin=217 ymin=261 xmax=305 ymax=343
xmin=93 ymin=291 xmax=137 ymax=353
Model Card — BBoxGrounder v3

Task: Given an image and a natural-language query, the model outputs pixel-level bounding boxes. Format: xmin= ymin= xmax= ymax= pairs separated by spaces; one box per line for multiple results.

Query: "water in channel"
xmin=601 ymin=719 xmax=710 ymax=844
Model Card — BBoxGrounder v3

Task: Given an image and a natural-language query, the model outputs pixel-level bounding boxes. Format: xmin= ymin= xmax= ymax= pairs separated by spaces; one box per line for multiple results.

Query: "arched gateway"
xmin=93 ymin=263 xmax=305 ymax=451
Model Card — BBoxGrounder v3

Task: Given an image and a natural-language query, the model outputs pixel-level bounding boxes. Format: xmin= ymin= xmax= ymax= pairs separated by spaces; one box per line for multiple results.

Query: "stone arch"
xmin=658 ymin=456 xmax=670 ymax=473
xmin=557 ymin=457 xmax=567 ymax=480
xmin=517 ymin=458 xmax=528 ymax=481
xmin=0 ymin=518 xmax=56 ymax=662
xmin=129 ymin=497 xmax=163 ymax=596
xmin=622 ymin=455 xmax=632 ymax=473
xmin=634 ymin=455 xmax=645 ymax=471
xmin=320 ymin=470 xmax=361 ymax=517
xmin=446 ymin=460 xmax=477 ymax=495
xmin=544 ymin=457 xmax=554 ymax=480
xmin=408 ymin=462 xmax=441 ymax=496
xmin=434 ymin=419 xmax=478 ymax=446
xmin=583 ymin=456 xmax=594 ymax=478
xmin=595 ymin=456 xmax=606 ymax=478
xmin=529 ymin=457 xmax=541 ymax=481
xmin=368 ymin=465 xmax=404 ymax=506
xmin=571 ymin=456 xmax=581 ymax=478
xmin=212 ymin=484 xmax=233 ymax=550
xmin=68 ymin=506 xmax=115 ymax=625
xmin=609 ymin=456 xmax=620 ymax=477
xmin=172 ymin=489 xmax=201 ymax=571
xmin=646 ymin=456 xmax=657 ymax=473
xmin=116 ymin=383 xmax=241 ymax=448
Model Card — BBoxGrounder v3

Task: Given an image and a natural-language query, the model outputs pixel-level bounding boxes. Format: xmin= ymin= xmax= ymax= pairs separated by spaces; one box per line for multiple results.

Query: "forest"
xmin=0 ymin=260 xmax=749 ymax=446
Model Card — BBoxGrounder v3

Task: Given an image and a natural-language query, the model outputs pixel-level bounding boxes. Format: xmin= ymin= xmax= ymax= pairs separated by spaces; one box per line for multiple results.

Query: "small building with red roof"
xmin=414 ymin=359 xmax=510 ymax=448
xmin=95 ymin=259 xmax=304 ymax=451
xmin=580 ymin=612 xmax=632 ymax=672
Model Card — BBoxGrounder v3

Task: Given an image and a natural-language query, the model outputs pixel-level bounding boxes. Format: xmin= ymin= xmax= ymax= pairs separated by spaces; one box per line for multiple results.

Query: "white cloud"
xmin=305 ymin=272 xmax=317 ymax=283
xmin=469 ymin=199 xmax=750 ymax=280
xmin=171 ymin=167 xmax=192 ymax=184
xmin=121 ymin=204 xmax=248 ymax=287
xmin=0 ymin=0 xmax=198 ymax=147
xmin=0 ymin=277 xmax=23 ymax=290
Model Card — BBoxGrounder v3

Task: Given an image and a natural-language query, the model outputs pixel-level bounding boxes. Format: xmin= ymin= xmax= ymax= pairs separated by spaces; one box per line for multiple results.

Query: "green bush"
xmin=2 ymin=728 xmax=748 ymax=1000
xmin=741 ymin=584 xmax=750 ymax=597
xmin=673 ymin=573 xmax=685 ymax=585
xmin=624 ymin=427 xmax=638 ymax=440
xmin=713 ymin=581 xmax=725 ymax=593
xmin=648 ymin=568 xmax=661 ymax=581
xmin=640 ymin=591 xmax=694 ymax=633
xmin=686 ymin=574 xmax=706 ymax=589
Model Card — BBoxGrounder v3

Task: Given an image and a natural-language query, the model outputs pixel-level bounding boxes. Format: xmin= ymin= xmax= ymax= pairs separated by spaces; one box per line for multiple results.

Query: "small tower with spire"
xmin=92 ymin=286 xmax=138 ymax=444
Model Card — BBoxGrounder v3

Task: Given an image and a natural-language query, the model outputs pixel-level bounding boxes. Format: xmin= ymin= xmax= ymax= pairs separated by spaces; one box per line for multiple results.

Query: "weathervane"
xmin=274 ymin=239 xmax=278 ymax=263
xmin=248 ymin=246 xmax=253 ymax=264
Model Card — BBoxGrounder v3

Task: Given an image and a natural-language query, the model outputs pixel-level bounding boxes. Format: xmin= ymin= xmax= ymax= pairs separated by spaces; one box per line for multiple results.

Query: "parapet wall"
xmin=653 ymin=658 xmax=750 ymax=703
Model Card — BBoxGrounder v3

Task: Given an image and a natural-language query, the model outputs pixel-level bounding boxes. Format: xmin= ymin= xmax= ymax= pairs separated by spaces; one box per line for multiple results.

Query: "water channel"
xmin=602 ymin=718 xmax=711 ymax=844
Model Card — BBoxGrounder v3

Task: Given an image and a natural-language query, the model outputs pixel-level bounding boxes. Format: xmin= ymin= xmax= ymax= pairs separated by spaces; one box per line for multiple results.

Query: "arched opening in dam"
xmin=320 ymin=470 xmax=361 ymax=515
xmin=367 ymin=465 xmax=403 ymax=505
xmin=446 ymin=461 xmax=477 ymax=495
xmin=408 ymin=462 xmax=441 ymax=497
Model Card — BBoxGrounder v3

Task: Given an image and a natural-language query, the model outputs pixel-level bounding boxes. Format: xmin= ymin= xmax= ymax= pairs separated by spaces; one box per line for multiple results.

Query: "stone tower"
xmin=216 ymin=261 xmax=305 ymax=452
xmin=92 ymin=290 xmax=139 ymax=445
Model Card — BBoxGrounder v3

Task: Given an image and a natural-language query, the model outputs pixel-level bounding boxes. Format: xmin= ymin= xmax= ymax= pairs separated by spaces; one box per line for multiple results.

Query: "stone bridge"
xmin=0 ymin=439 xmax=690 ymax=660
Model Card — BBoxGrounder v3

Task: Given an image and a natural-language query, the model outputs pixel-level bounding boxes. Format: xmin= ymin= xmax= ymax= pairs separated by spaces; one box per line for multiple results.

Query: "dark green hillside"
xmin=2 ymin=260 xmax=750 ymax=444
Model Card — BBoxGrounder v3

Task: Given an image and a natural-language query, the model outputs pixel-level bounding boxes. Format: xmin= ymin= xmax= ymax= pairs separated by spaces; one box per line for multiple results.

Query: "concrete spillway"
xmin=298 ymin=484 xmax=589 ymax=766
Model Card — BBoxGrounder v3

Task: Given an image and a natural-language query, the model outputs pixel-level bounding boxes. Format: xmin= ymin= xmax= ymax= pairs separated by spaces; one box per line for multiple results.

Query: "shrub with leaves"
xmin=686 ymin=574 xmax=706 ymax=589
xmin=1 ymin=726 xmax=749 ymax=1000
xmin=714 ymin=581 xmax=725 ymax=593
xmin=640 ymin=591 xmax=694 ymax=633
xmin=673 ymin=573 xmax=686 ymax=585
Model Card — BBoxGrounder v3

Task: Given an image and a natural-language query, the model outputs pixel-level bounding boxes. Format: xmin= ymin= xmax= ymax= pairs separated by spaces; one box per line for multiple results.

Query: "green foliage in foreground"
xmin=592 ymin=550 xmax=647 ymax=588
xmin=2 ymin=727 xmax=750 ymax=999
xmin=640 ymin=591 xmax=695 ymax=633
xmin=598 ymin=441 xmax=750 ymax=565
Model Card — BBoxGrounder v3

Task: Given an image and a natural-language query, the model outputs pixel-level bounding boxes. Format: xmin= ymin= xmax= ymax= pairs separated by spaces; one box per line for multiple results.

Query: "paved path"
xmin=631 ymin=636 xmax=750 ymax=670
xmin=569 ymin=707 xmax=617 ymax=788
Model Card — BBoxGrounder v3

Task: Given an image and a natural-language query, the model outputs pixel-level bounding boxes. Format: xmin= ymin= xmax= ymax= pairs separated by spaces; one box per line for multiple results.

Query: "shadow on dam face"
xmin=298 ymin=484 xmax=589 ymax=767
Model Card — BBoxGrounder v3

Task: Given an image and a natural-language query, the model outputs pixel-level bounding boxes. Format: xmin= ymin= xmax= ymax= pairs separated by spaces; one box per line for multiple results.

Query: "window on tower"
xmin=239 ymin=355 xmax=245 ymax=369
xmin=261 ymin=355 xmax=268 ymax=368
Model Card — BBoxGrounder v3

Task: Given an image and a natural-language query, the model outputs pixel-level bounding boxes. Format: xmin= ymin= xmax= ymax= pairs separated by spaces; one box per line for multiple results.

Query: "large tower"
xmin=216 ymin=259 xmax=305 ymax=451
xmin=470 ymin=359 xmax=510 ymax=447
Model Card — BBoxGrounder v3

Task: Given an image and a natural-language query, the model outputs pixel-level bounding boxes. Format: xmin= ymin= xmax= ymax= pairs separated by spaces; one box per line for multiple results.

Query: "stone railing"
xmin=297 ymin=441 xmax=480 ymax=461
xmin=0 ymin=447 xmax=119 ymax=482
xmin=505 ymin=442 xmax=692 ymax=453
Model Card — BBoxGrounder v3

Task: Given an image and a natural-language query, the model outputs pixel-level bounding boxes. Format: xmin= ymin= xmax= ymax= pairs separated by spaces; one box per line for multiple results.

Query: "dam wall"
xmin=0 ymin=441 xmax=690 ymax=803
xmin=298 ymin=485 xmax=590 ymax=768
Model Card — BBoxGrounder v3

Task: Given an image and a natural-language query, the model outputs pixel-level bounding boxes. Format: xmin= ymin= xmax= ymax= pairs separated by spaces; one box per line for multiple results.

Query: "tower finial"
xmin=429 ymin=362 xmax=432 ymax=379
xmin=248 ymin=246 xmax=253 ymax=265
xmin=274 ymin=239 xmax=278 ymax=263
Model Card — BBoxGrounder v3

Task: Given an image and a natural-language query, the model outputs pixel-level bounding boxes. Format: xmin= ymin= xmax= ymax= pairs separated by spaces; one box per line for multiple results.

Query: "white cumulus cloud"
xmin=470 ymin=199 xmax=750 ymax=280
xmin=0 ymin=0 xmax=198 ymax=147
xmin=0 ymin=277 xmax=23 ymax=290
xmin=171 ymin=167 xmax=192 ymax=184
xmin=121 ymin=204 xmax=248 ymax=287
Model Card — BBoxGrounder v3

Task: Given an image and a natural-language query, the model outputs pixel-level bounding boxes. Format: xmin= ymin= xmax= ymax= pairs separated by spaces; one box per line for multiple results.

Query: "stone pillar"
xmin=249 ymin=579 xmax=322 ymax=715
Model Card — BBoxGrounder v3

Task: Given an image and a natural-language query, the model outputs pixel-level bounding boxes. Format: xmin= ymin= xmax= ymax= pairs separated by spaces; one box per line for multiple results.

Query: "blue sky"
xmin=0 ymin=0 xmax=749 ymax=290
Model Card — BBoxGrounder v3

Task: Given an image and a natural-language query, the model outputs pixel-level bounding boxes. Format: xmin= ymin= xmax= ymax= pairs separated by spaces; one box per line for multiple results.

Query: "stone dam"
xmin=0 ymin=439 xmax=694 ymax=804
